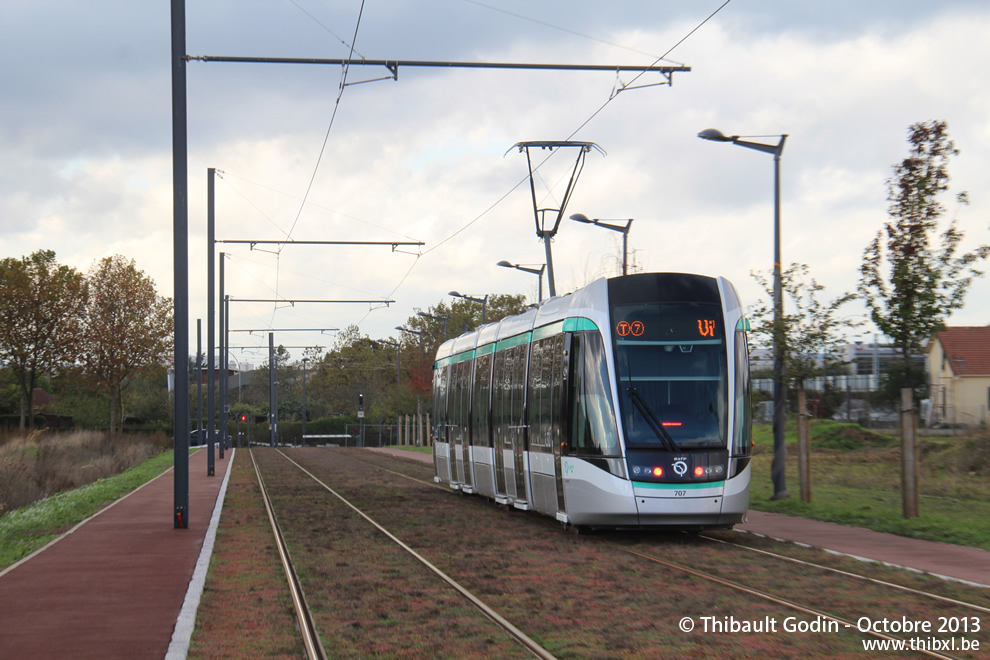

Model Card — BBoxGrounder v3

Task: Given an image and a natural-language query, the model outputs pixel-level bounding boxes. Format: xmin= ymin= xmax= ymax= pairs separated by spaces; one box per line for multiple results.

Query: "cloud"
xmin=3 ymin=1 xmax=990 ymax=362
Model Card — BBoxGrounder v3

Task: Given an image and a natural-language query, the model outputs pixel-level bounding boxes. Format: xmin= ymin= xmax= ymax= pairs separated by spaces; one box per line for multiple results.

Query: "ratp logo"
xmin=563 ymin=461 xmax=574 ymax=475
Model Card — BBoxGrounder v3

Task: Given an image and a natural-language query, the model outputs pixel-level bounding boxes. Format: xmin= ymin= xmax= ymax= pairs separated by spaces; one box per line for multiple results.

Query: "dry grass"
xmin=0 ymin=429 xmax=170 ymax=515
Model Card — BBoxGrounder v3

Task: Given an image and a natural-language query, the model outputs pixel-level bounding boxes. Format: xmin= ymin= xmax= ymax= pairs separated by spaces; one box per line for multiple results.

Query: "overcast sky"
xmin=3 ymin=0 xmax=989 ymax=367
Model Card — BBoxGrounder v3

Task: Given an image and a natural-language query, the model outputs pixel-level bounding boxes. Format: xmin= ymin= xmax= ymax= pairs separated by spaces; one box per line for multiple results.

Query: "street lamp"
xmin=449 ymin=291 xmax=488 ymax=325
xmin=569 ymin=214 xmax=634 ymax=276
xmin=416 ymin=311 xmax=450 ymax=338
xmin=698 ymin=127 xmax=788 ymax=500
xmin=497 ymin=260 xmax=546 ymax=302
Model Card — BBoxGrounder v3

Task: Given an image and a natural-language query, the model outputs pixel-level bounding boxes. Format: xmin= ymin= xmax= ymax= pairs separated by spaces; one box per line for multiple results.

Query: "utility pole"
xmin=170 ymin=0 xmax=189 ymax=528
xmin=269 ymin=332 xmax=277 ymax=447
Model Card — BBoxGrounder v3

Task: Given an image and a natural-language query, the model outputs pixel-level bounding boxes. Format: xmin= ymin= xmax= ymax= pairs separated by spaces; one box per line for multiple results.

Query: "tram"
xmin=431 ymin=272 xmax=752 ymax=530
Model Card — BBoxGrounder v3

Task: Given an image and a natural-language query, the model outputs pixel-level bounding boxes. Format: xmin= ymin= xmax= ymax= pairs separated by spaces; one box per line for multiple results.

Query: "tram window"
xmin=492 ymin=345 xmax=526 ymax=448
xmin=569 ymin=333 xmax=621 ymax=457
xmin=433 ymin=365 xmax=449 ymax=441
xmin=528 ymin=335 xmax=564 ymax=450
xmin=451 ymin=360 xmax=470 ymax=445
xmin=472 ymin=352 xmax=492 ymax=447
xmin=733 ymin=330 xmax=753 ymax=456
xmin=612 ymin=302 xmax=727 ymax=449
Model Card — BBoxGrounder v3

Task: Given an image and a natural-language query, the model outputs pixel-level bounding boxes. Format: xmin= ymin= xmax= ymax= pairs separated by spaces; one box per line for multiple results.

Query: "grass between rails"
xmin=0 ymin=449 xmax=181 ymax=569
xmin=188 ymin=452 xmax=305 ymax=659
xmin=749 ymin=420 xmax=990 ymax=550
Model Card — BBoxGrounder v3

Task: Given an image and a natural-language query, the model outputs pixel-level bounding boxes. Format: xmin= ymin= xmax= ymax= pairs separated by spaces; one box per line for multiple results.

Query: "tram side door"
xmin=509 ymin=345 xmax=529 ymax=504
xmin=553 ymin=334 xmax=572 ymax=516
xmin=460 ymin=359 xmax=474 ymax=492
xmin=452 ymin=362 xmax=467 ymax=486
xmin=492 ymin=351 xmax=509 ymax=500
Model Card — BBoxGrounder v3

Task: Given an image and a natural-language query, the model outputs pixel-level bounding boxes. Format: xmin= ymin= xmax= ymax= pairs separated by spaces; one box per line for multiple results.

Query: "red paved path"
xmin=371 ymin=447 xmax=990 ymax=587
xmin=0 ymin=448 xmax=231 ymax=659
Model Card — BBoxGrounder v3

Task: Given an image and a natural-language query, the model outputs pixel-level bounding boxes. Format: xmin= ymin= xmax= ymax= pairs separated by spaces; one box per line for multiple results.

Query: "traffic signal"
xmin=238 ymin=414 xmax=247 ymax=422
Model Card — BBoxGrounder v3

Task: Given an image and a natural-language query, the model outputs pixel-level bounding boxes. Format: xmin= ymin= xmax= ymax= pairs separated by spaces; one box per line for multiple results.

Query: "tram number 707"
xmin=673 ymin=490 xmax=687 ymax=497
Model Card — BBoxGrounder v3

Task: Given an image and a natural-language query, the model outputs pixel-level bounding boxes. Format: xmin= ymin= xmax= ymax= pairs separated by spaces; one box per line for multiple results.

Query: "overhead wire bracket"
xmin=610 ymin=68 xmax=675 ymax=99
xmin=341 ymin=62 xmax=399 ymax=87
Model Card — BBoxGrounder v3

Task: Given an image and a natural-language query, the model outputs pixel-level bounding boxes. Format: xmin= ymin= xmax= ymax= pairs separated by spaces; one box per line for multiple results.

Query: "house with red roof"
xmin=926 ymin=326 xmax=990 ymax=427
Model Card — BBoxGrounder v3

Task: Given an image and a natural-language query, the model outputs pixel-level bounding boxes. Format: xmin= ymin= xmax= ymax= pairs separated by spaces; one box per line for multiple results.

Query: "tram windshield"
xmin=612 ymin=302 xmax=727 ymax=449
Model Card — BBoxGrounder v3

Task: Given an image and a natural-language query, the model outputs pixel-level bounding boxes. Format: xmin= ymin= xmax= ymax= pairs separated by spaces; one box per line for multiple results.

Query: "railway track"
xmin=248 ymin=447 xmax=555 ymax=659
xmin=248 ymin=449 xmax=327 ymax=660
xmin=250 ymin=447 xmax=988 ymax=658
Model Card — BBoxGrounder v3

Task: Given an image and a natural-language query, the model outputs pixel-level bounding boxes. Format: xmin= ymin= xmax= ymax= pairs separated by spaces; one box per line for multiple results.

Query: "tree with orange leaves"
xmin=80 ymin=255 xmax=173 ymax=432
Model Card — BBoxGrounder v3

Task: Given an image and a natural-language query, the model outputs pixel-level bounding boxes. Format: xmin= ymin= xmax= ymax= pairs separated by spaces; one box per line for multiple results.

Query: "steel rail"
xmin=609 ymin=542 xmax=959 ymax=660
xmin=353 ymin=450 xmax=986 ymax=657
xmin=248 ymin=449 xmax=327 ymax=660
xmin=273 ymin=449 xmax=557 ymax=660
xmin=698 ymin=533 xmax=990 ymax=614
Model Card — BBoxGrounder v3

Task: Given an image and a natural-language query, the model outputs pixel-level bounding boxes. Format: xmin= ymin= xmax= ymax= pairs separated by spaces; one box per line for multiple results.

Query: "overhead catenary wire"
xmin=216 ymin=170 xmax=423 ymax=243
xmin=461 ymin=0 xmax=681 ymax=64
xmin=288 ymin=0 xmax=367 ymax=59
xmin=204 ymin=2 xmax=731 ymax=338
xmin=270 ymin=0 xmax=367 ymax=328
xmin=359 ymin=1 xmax=734 ymax=325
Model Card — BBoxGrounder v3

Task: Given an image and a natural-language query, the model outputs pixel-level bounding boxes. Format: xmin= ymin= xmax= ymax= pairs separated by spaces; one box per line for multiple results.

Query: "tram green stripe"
xmin=563 ymin=317 xmax=599 ymax=332
xmin=496 ymin=331 xmax=532 ymax=351
xmin=442 ymin=317 xmax=598 ymax=364
xmin=448 ymin=350 xmax=476 ymax=365
xmin=632 ymin=480 xmax=725 ymax=490
xmin=532 ymin=320 xmax=564 ymax=340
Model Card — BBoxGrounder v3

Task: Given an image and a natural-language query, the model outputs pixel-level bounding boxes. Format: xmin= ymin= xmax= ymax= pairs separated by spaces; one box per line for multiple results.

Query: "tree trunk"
xmin=797 ymin=389 xmax=811 ymax=503
xmin=18 ymin=382 xmax=28 ymax=430
xmin=901 ymin=387 xmax=920 ymax=518
xmin=108 ymin=394 xmax=117 ymax=434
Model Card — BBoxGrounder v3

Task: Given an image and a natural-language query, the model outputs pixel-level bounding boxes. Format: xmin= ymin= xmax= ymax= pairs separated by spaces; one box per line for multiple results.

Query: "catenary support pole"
xmin=218 ymin=254 xmax=225 ymax=461
xmin=206 ymin=167 xmax=216 ymax=477
xmin=170 ymin=0 xmax=189 ymax=528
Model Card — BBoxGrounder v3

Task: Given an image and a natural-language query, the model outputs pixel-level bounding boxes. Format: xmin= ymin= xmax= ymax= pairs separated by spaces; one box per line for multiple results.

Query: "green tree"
xmin=79 ymin=255 xmax=173 ymax=432
xmin=0 ymin=250 xmax=87 ymax=428
xmin=749 ymin=263 xmax=861 ymax=391
xmin=859 ymin=121 xmax=989 ymax=392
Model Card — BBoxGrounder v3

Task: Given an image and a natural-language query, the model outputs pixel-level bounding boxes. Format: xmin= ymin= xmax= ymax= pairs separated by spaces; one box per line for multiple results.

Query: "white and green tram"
xmin=431 ymin=272 xmax=753 ymax=530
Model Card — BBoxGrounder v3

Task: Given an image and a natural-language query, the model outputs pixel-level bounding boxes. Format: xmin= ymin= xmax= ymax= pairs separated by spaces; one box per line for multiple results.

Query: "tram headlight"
xmin=693 ymin=466 xmax=705 ymax=477
xmin=652 ymin=466 xmax=663 ymax=477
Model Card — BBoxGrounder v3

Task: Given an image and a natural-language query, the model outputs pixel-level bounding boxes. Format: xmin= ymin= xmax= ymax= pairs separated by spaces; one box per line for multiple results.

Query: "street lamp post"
xmin=497 ymin=260 xmax=546 ymax=302
xmin=416 ymin=311 xmax=450 ymax=339
xmin=449 ymin=291 xmax=488 ymax=325
xmin=569 ymin=214 xmax=634 ymax=276
xmin=698 ymin=127 xmax=789 ymax=500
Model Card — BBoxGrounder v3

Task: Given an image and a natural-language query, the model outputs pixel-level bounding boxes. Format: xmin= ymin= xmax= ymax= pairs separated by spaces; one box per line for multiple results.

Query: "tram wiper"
xmin=626 ymin=387 xmax=678 ymax=452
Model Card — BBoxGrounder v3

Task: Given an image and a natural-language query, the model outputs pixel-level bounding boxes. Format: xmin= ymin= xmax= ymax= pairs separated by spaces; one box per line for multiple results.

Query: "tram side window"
xmin=472 ymin=352 xmax=492 ymax=447
xmin=433 ymin=365 xmax=449 ymax=443
xmin=569 ymin=333 xmax=620 ymax=457
xmin=451 ymin=360 xmax=470 ymax=444
xmin=528 ymin=335 xmax=565 ymax=450
xmin=733 ymin=330 xmax=753 ymax=456
xmin=492 ymin=346 xmax=525 ymax=446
